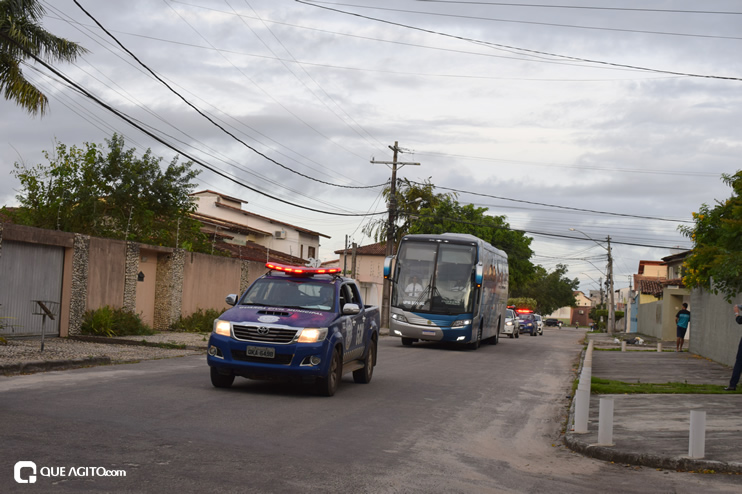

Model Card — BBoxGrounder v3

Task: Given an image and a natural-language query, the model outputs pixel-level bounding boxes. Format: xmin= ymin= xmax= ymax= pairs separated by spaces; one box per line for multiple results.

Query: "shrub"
xmin=171 ymin=308 xmax=221 ymax=333
xmin=80 ymin=306 xmax=155 ymax=337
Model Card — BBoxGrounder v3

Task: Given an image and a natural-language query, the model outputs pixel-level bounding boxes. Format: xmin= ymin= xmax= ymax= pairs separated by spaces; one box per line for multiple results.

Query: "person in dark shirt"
xmin=675 ymin=303 xmax=691 ymax=352
xmin=723 ymin=304 xmax=742 ymax=391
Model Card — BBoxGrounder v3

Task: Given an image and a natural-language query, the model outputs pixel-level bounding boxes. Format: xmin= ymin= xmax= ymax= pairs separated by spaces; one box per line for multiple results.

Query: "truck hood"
xmin=219 ymin=305 xmax=338 ymax=327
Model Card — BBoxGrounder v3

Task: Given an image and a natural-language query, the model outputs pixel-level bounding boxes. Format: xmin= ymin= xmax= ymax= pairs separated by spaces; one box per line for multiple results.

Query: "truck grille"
xmin=232 ymin=325 xmax=298 ymax=343
xmin=231 ymin=350 xmax=293 ymax=365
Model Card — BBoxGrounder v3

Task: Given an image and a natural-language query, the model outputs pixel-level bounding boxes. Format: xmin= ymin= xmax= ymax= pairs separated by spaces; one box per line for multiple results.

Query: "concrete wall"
xmin=689 ymin=288 xmax=741 ymax=367
xmin=637 ymin=300 xmax=663 ymax=339
xmin=182 ymin=251 xmax=242 ymax=315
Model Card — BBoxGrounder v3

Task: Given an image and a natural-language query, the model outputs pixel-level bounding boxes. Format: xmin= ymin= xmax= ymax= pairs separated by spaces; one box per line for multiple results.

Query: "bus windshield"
xmin=392 ymin=241 xmax=476 ymax=315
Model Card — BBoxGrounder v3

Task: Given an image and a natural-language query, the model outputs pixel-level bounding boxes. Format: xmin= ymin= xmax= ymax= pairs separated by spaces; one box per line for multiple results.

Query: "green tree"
xmin=11 ymin=134 xmax=211 ymax=251
xmin=679 ymin=171 xmax=742 ymax=301
xmin=1 ymin=0 xmax=87 ymax=115
xmin=513 ymin=264 xmax=579 ymax=315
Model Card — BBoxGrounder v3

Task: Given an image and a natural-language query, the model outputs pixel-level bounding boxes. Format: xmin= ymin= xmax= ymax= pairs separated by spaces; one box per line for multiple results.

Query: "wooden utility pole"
xmin=607 ymin=236 xmax=616 ymax=335
xmin=372 ymin=142 xmax=420 ymax=330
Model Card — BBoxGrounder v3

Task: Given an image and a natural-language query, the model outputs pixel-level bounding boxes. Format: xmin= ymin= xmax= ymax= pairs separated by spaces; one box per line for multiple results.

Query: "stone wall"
xmin=68 ymin=234 xmax=90 ymax=335
xmin=123 ymin=242 xmax=140 ymax=313
xmin=153 ymin=249 xmax=185 ymax=331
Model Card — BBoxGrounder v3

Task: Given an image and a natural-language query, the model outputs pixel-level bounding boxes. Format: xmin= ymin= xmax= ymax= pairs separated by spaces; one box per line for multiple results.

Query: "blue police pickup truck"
xmin=207 ymin=263 xmax=380 ymax=396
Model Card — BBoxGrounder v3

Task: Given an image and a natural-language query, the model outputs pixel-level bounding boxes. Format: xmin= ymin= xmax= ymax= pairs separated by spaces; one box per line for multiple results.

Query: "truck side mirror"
xmin=226 ymin=294 xmax=238 ymax=306
xmin=343 ymin=303 xmax=361 ymax=315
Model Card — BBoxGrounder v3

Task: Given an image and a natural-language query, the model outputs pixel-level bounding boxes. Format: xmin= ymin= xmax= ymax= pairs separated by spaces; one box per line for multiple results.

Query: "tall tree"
xmin=11 ymin=134 xmax=211 ymax=252
xmin=512 ymin=264 xmax=579 ymax=315
xmin=679 ymin=171 xmax=742 ymax=301
xmin=0 ymin=0 xmax=87 ymax=115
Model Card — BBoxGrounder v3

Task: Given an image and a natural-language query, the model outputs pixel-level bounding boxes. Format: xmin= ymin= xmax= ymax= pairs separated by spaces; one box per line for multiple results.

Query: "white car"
xmin=503 ymin=308 xmax=520 ymax=338
xmin=534 ymin=314 xmax=544 ymax=335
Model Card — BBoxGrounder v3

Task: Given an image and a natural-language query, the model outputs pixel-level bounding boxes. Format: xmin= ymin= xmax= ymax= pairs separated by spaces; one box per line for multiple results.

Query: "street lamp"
xmin=570 ymin=228 xmax=616 ymax=334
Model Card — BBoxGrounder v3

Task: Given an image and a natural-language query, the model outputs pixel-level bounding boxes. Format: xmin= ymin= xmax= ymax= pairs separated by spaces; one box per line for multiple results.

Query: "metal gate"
xmin=0 ymin=240 xmax=64 ymax=337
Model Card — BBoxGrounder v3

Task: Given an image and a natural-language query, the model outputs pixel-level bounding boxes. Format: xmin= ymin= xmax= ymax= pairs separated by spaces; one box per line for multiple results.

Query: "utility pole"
xmin=372 ymin=142 xmax=420 ymax=330
xmin=607 ymin=236 xmax=616 ymax=335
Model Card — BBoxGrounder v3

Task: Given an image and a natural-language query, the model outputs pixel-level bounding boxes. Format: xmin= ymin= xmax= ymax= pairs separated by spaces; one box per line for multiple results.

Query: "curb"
xmin=562 ymin=345 xmax=742 ymax=474
xmin=0 ymin=356 xmax=112 ymax=376
xmin=563 ymin=433 xmax=742 ymax=474
xmin=69 ymin=335 xmax=207 ymax=352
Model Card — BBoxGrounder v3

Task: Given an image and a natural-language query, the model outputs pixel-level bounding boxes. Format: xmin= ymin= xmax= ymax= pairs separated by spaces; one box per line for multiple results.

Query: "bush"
xmin=171 ymin=308 xmax=221 ymax=333
xmin=80 ymin=306 xmax=155 ymax=337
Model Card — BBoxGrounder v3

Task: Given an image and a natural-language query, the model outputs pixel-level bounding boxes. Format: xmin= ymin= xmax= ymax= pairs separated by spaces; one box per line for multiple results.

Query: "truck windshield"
xmin=240 ymin=279 xmax=335 ymax=311
xmin=392 ymin=241 xmax=476 ymax=315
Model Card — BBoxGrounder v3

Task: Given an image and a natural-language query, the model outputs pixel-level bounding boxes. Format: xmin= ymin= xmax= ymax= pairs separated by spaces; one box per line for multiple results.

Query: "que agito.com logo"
xmin=14 ymin=461 xmax=126 ymax=483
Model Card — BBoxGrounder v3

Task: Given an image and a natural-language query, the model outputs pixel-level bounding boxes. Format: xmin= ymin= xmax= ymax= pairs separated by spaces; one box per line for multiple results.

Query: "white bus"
xmin=384 ymin=233 xmax=509 ymax=349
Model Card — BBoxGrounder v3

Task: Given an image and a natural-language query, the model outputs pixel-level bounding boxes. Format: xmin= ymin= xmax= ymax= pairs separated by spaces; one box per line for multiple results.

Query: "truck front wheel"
xmin=353 ymin=338 xmax=376 ymax=384
xmin=317 ymin=348 xmax=342 ymax=396
xmin=210 ymin=367 xmax=235 ymax=388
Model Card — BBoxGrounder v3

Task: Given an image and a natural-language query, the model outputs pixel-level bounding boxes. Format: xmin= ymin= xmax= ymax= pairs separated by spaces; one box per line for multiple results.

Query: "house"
xmin=631 ymin=253 xmax=690 ymax=341
xmin=334 ymin=241 xmax=392 ymax=307
xmin=190 ymin=190 xmax=330 ymax=262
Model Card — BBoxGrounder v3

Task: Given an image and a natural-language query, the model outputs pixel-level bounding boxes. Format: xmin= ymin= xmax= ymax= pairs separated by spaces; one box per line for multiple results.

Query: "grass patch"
xmin=81 ymin=306 xmax=155 ymax=337
xmin=171 ymin=308 xmax=221 ymax=333
xmin=591 ymin=377 xmax=734 ymax=394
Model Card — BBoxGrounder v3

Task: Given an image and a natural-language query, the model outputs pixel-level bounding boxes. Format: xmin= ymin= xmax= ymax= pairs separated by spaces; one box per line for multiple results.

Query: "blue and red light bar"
xmin=265 ymin=262 xmax=341 ymax=275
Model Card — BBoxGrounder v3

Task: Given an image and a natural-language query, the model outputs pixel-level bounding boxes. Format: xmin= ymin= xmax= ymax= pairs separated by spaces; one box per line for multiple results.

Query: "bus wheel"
xmin=401 ymin=338 xmax=415 ymax=346
xmin=488 ymin=331 xmax=499 ymax=345
xmin=467 ymin=328 xmax=482 ymax=350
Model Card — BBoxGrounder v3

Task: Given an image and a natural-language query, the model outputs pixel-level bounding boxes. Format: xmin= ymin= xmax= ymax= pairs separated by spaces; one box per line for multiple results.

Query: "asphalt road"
xmin=2 ymin=329 xmax=741 ymax=493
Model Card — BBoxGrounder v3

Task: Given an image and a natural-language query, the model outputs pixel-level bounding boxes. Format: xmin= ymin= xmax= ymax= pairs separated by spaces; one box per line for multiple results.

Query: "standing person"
xmin=723 ymin=304 xmax=742 ymax=391
xmin=675 ymin=302 xmax=691 ymax=352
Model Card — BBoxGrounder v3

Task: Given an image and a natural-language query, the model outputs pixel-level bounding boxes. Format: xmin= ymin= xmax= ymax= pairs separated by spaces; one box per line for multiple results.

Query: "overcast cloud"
xmin=2 ymin=0 xmax=740 ymax=294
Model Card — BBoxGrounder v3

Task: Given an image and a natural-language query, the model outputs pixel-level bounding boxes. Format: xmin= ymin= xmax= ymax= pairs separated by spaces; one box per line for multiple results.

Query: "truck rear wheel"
xmin=210 ymin=367 xmax=235 ymax=388
xmin=317 ymin=348 xmax=342 ymax=396
xmin=353 ymin=338 xmax=376 ymax=384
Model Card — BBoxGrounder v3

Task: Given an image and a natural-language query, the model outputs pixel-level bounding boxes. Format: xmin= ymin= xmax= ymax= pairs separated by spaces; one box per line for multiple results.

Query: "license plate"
xmin=246 ymin=346 xmax=275 ymax=358
xmin=422 ymin=330 xmax=436 ymax=336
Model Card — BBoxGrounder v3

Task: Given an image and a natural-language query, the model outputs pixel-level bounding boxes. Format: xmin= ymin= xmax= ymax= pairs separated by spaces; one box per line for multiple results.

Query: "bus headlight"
xmin=214 ymin=320 xmax=231 ymax=336
xmin=297 ymin=328 xmax=328 ymax=343
xmin=391 ymin=313 xmax=408 ymax=323
xmin=452 ymin=319 xmax=472 ymax=328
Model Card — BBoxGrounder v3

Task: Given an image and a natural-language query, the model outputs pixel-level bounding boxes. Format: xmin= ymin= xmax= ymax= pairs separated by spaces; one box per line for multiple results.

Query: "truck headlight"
xmin=452 ymin=319 xmax=472 ymax=328
xmin=505 ymin=321 xmax=513 ymax=326
xmin=297 ymin=327 xmax=328 ymax=343
xmin=214 ymin=320 xmax=231 ymax=336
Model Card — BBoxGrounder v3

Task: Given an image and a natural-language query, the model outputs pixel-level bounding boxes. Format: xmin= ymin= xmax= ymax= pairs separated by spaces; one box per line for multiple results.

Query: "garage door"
xmin=0 ymin=240 xmax=64 ymax=337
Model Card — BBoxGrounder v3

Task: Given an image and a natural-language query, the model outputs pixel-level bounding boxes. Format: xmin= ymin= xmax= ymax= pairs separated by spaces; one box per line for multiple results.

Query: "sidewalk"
xmin=564 ymin=333 xmax=742 ymax=473
xmin=0 ymin=332 xmax=208 ymax=375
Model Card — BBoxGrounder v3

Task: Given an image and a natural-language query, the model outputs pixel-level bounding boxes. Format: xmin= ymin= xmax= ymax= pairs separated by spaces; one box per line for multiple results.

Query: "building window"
xmin=308 ymin=246 xmax=316 ymax=258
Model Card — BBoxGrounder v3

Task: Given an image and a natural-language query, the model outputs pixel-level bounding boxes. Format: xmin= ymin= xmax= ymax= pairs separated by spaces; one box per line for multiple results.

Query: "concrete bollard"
xmin=688 ymin=410 xmax=706 ymax=458
xmin=657 ymin=342 xmax=663 ymax=352
xmin=597 ymin=397 xmax=615 ymax=446
xmin=573 ymin=388 xmax=589 ymax=433
xmin=621 ymin=340 xmax=627 ymax=352
xmin=579 ymin=367 xmax=592 ymax=391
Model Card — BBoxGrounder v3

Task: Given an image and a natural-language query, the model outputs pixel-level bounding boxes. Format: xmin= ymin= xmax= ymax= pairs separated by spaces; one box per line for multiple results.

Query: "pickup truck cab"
xmin=207 ymin=263 xmax=380 ymax=396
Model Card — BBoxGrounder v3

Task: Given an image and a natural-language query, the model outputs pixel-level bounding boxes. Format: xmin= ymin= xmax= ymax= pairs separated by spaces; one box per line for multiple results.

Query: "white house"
xmin=190 ymin=190 xmax=330 ymax=261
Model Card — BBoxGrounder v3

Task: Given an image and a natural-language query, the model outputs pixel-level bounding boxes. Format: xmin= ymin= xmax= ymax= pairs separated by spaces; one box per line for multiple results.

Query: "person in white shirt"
xmin=405 ymin=276 xmax=424 ymax=297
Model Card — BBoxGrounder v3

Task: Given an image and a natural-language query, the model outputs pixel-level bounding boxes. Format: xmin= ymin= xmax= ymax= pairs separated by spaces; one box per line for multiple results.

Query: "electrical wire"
xmin=73 ymin=0 xmax=385 ymax=190
xmin=296 ymin=0 xmax=742 ymax=81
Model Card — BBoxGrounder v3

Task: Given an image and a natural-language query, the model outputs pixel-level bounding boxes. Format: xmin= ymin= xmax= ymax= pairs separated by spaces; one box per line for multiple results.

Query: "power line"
xmin=415 ymin=2 xmax=742 ymax=16
xmin=3 ymin=30 xmax=386 ymax=219
xmin=296 ymin=0 xmax=742 ymax=81
xmin=303 ymin=1 xmax=742 ymax=40
xmin=73 ymin=0 xmax=385 ymax=190
xmin=414 ymin=181 xmax=692 ymax=223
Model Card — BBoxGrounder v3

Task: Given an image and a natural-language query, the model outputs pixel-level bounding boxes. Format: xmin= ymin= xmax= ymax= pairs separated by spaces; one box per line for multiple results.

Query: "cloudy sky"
xmin=2 ymin=0 xmax=740 ymax=295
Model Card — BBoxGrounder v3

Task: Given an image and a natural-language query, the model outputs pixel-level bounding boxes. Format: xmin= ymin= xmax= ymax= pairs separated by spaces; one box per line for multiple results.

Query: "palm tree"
xmin=0 ymin=0 xmax=87 ymax=115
